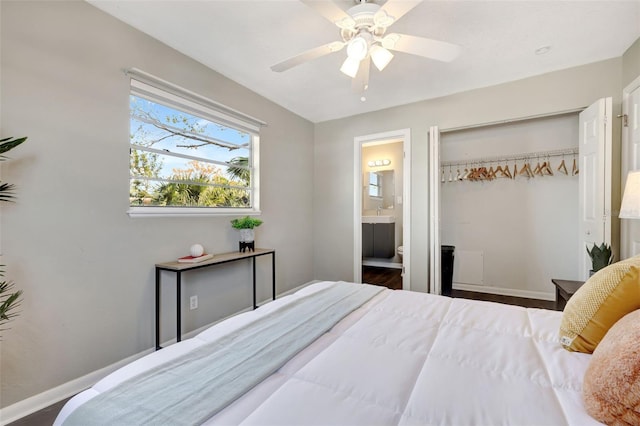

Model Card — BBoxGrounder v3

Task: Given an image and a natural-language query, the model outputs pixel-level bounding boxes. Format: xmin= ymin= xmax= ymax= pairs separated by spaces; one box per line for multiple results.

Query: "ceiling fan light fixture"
xmin=347 ymin=36 xmax=368 ymax=61
xmin=340 ymin=56 xmax=361 ymax=78
xmin=381 ymin=33 xmax=400 ymax=50
xmin=336 ymin=16 xmax=356 ymax=30
xmin=370 ymin=45 xmax=393 ymax=71
xmin=373 ymin=10 xmax=394 ymax=28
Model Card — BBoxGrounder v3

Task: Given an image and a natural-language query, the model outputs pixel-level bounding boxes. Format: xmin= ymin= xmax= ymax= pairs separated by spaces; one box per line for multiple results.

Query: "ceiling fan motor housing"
xmin=343 ymin=2 xmax=389 ymax=43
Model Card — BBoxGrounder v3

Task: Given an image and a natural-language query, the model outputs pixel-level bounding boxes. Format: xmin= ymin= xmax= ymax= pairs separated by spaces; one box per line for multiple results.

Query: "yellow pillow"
xmin=559 ymin=256 xmax=640 ymax=353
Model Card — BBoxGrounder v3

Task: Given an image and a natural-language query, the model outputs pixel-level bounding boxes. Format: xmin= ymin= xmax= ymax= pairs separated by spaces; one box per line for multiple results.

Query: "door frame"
xmin=428 ymin=126 xmax=441 ymax=294
xmin=354 ymin=128 xmax=411 ymax=290
xmin=621 ymin=75 xmax=640 ymax=259
xmin=427 ymin=106 xmax=609 ymax=292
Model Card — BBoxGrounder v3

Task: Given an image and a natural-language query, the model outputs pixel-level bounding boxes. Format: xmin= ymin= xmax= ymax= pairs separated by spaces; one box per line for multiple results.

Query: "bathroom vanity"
xmin=362 ymin=216 xmax=395 ymax=258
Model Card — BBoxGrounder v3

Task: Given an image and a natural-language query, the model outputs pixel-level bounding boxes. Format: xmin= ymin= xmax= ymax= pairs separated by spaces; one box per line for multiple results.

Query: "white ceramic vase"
xmin=239 ymin=229 xmax=254 ymax=242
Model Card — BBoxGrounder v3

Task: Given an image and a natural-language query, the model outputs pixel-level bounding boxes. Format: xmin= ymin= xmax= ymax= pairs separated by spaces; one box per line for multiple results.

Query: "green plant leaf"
xmin=0 ymin=182 xmax=16 ymax=202
xmin=230 ymin=216 xmax=263 ymax=229
xmin=0 ymin=136 xmax=27 ymax=157
xmin=586 ymin=242 xmax=613 ymax=272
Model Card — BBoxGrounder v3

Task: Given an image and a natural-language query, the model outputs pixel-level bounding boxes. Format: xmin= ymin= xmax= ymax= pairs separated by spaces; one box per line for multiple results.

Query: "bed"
xmin=54 ymin=281 xmax=600 ymax=425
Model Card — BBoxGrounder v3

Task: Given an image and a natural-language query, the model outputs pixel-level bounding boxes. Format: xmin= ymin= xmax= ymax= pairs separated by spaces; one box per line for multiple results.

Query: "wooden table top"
xmin=156 ymin=248 xmax=275 ymax=271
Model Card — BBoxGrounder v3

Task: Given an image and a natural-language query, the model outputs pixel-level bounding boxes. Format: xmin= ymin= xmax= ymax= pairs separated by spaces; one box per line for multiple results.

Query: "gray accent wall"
xmin=0 ymin=1 xmax=313 ymax=408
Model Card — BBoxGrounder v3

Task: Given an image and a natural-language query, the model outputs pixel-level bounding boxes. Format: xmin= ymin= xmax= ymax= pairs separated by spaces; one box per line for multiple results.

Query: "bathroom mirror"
xmin=365 ymin=170 xmax=394 ymax=209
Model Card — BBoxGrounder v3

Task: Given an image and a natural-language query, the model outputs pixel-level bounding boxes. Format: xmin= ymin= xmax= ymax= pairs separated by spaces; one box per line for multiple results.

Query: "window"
xmin=369 ymin=172 xmax=382 ymax=198
xmin=127 ymin=69 xmax=264 ymax=217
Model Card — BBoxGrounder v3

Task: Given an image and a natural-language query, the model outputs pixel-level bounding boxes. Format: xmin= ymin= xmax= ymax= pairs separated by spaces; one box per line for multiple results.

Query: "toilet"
xmin=397 ymin=245 xmax=403 ymax=262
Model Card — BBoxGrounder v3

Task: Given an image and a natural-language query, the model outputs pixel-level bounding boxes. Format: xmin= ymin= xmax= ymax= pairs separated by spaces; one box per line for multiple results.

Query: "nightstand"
xmin=551 ymin=278 xmax=585 ymax=311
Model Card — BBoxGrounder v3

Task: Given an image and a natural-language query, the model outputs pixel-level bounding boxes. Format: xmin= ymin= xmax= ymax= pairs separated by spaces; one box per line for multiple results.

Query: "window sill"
xmin=127 ymin=207 xmax=261 ymax=218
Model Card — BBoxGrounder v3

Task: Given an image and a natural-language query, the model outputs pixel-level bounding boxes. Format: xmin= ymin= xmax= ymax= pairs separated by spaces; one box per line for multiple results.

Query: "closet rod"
xmin=441 ymin=147 xmax=578 ymax=168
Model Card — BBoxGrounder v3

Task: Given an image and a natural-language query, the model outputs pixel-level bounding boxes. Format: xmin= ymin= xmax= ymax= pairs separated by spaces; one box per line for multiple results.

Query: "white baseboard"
xmin=362 ymin=260 xmax=403 ymax=269
xmin=452 ymin=283 xmax=555 ymax=302
xmin=0 ymin=280 xmax=317 ymax=425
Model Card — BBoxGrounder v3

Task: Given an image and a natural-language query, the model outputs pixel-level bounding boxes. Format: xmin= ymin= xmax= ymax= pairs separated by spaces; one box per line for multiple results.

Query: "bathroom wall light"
xmin=368 ymin=159 xmax=391 ymax=167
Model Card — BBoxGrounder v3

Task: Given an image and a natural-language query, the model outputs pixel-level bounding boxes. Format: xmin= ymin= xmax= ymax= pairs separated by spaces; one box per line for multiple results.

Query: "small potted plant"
xmin=586 ymin=243 xmax=613 ymax=276
xmin=231 ymin=216 xmax=263 ymax=252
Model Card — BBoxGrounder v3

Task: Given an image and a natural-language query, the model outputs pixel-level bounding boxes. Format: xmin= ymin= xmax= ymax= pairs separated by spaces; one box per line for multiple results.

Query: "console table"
xmin=155 ymin=248 xmax=275 ymax=350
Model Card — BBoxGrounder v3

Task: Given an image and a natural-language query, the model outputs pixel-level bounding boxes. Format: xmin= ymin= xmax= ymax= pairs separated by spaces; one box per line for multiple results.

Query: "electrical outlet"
xmin=190 ymin=295 xmax=198 ymax=310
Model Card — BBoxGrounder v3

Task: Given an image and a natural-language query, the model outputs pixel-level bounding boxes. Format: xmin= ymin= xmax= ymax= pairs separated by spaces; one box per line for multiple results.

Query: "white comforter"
xmin=56 ymin=281 xmax=600 ymax=425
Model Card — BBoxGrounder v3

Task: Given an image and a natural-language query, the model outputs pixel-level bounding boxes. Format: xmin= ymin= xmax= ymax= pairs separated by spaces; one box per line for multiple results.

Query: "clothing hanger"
xmin=557 ymin=155 xmax=568 ymax=175
xmin=544 ymin=156 xmax=553 ymax=176
xmin=462 ymin=165 xmax=470 ymax=180
xmin=526 ymin=161 xmax=535 ymax=178
xmin=572 ymin=156 xmax=579 ymax=176
xmin=503 ymin=164 xmax=513 ymax=179
xmin=441 ymin=167 xmax=445 ymax=183
xmin=448 ymin=165 xmax=453 ymax=182
xmin=533 ymin=156 xmax=543 ymax=176
xmin=520 ymin=161 xmax=532 ymax=177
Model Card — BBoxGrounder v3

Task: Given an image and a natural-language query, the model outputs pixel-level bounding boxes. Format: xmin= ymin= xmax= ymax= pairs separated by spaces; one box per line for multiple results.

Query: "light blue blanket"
xmin=63 ymin=282 xmax=383 ymax=426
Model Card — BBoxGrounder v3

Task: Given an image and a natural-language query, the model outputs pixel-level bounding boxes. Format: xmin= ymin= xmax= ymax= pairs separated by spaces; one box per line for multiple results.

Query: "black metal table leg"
xmin=176 ymin=271 xmax=182 ymax=342
xmin=252 ymin=257 xmax=257 ymax=309
xmin=155 ymin=267 xmax=161 ymax=350
xmin=272 ymin=252 xmax=276 ymax=300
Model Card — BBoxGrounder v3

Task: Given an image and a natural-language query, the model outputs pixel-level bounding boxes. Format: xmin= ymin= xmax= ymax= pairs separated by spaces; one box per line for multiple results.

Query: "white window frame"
xmin=125 ymin=69 xmax=265 ymax=218
xmin=368 ymin=172 xmax=383 ymax=198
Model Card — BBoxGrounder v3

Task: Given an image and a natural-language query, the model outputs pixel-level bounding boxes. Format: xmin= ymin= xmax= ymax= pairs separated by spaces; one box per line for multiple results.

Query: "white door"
xmin=579 ymin=97 xmax=612 ymax=279
xmin=428 ymin=126 xmax=441 ymax=294
xmin=621 ymin=80 xmax=640 ymax=258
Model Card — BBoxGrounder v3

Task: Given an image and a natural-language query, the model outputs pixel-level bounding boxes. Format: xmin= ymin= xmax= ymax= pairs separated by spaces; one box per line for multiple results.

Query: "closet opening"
xmin=439 ymin=113 xmax=580 ymax=301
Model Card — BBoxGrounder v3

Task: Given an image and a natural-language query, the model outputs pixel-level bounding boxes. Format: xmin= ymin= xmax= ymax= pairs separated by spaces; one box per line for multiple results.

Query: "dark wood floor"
xmin=363 ymin=265 xmax=555 ymax=309
xmin=450 ymin=288 xmax=555 ymax=309
xmin=11 ymin=272 xmax=555 ymax=426
xmin=362 ymin=265 xmax=403 ymax=290
xmin=6 ymin=397 xmax=70 ymax=426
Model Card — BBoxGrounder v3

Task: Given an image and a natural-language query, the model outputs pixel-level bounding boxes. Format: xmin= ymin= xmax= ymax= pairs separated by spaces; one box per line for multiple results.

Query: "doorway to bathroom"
xmin=353 ymin=129 xmax=411 ymax=290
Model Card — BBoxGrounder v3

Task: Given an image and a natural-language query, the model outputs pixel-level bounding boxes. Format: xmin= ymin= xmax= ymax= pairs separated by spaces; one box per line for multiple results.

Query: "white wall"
xmin=314 ymin=58 xmax=623 ymax=294
xmin=0 ymin=1 xmax=314 ymax=408
xmin=440 ymin=114 xmax=579 ymax=299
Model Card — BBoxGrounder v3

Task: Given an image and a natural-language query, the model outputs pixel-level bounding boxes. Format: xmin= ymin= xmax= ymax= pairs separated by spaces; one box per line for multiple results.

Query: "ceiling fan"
xmin=271 ymin=0 xmax=461 ymax=94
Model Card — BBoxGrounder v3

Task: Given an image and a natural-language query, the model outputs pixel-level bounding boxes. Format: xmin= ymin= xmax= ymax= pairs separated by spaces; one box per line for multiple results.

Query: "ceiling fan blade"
xmin=383 ymin=33 xmax=461 ymax=62
xmin=300 ymin=0 xmax=350 ymax=24
xmin=271 ymin=42 xmax=344 ymax=72
xmin=352 ymin=56 xmax=371 ymax=94
xmin=378 ymin=0 xmax=422 ymax=23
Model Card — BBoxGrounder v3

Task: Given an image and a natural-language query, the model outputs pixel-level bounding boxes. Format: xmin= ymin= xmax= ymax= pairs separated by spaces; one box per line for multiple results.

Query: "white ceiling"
xmin=88 ymin=0 xmax=640 ymax=123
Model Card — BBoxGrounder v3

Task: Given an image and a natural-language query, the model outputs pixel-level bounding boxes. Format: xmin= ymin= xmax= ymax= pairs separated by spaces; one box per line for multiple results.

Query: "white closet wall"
xmin=440 ymin=114 xmax=579 ymax=300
